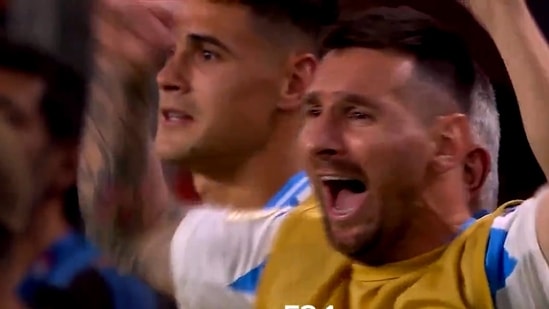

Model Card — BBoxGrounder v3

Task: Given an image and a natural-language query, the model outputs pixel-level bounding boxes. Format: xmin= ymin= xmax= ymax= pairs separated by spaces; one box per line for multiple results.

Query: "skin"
xmin=0 ymin=122 xmax=30 ymax=234
xmin=0 ymin=68 xmax=75 ymax=308
xmin=78 ymin=0 xmax=178 ymax=287
xmin=78 ymin=0 xmax=549 ymax=294
xmin=300 ymin=0 xmax=549 ymax=265
xmin=157 ymin=0 xmax=314 ymax=206
xmin=455 ymin=0 xmax=549 ymax=175
xmin=457 ymin=0 xmax=549 ymax=263
xmin=79 ymin=0 xmax=315 ymax=294
xmin=0 ymin=70 xmax=42 ymax=234
xmin=301 ymin=48 xmax=488 ymax=264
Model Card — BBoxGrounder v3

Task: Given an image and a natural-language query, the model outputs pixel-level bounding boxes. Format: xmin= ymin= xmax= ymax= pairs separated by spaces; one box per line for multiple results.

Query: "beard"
xmin=319 ymin=181 xmax=421 ymax=266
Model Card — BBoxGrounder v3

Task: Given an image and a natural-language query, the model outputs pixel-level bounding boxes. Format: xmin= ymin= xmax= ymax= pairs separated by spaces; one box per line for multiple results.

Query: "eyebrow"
xmin=187 ymin=33 xmax=234 ymax=55
xmin=333 ymin=91 xmax=379 ymax=109
xmin=303 ymin=91 xmax=380 ymax=110
xmin=302 ymin=92 xmax=321 ymax=106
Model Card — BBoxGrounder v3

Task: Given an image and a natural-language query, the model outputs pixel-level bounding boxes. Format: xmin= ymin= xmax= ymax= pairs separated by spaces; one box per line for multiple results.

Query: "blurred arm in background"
xmin=459 ymin=0 xmax=549 ymax=177
xmin=77 ymin=0 xmax=181 ymax=294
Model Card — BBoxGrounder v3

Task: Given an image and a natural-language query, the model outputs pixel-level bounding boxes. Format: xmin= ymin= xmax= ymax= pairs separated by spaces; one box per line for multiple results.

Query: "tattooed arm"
xmin=78 ymin=0 xmax=182 ymax=295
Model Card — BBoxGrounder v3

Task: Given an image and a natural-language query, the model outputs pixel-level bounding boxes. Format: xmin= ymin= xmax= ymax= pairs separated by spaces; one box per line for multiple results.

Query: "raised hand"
xmin=78 ymin=0 xmax=181 ymax=291
xmin=94 ymin=0 xmax=180 ymax=78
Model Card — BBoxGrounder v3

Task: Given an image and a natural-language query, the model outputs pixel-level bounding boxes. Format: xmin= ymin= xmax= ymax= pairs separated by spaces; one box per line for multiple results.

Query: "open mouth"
xmin=160 ymin=109 xmax=194 ymax=125
xmin=321 ymin=176 xmax=368 ymax=220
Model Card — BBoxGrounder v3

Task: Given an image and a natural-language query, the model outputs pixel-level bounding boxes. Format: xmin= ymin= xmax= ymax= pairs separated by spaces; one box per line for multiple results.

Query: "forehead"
xmin=309 ymin=48 xmax=415 ymax=101
xmin=0 ymin=68 xmax=44 ymax=109
xmin=176 ymin=0 xmax=267 ymax=50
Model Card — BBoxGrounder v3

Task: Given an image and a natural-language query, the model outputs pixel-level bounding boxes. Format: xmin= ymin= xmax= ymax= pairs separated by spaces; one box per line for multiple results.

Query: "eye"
xmin=303 ymin=105 xmax=321 ymax=118
xmin=346 ymin=108 xmax=374 ymax=122
xmin=348 ymin=111 xmax=368 ymax=119
xmin=199 ymin=49 xmax=220 ymax=62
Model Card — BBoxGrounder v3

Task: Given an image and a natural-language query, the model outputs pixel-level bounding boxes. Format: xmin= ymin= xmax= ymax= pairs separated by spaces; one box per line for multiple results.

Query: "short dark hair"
xmin=221 ymin=0 xmax=339 ymax=41
xmin=320 ymin=6 xmax=476 ymax=113
xmin=0 ymin=38 xmax=87 ymax=144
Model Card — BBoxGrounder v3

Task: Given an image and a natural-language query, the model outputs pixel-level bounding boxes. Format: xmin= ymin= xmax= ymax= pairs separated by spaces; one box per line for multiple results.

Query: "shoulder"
xmin=170 ymin=204 xmax=297 ymax=308
xmin=276 ymin=196 xmax=322 ymax=232
xmin=270 ymin=197 xmax=329 ymax=253
xmin=483 ymin=189 xmax=549 ymax=307
xmin=279 ymin=196 xmax=322 ymax=226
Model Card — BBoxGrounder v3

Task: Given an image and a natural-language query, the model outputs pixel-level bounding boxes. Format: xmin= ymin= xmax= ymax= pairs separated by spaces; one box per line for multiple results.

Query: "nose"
xmin=302 ymin=114 xmax=346 ymax=161
xmin=156 ymin=53 xmax=190 ymax=94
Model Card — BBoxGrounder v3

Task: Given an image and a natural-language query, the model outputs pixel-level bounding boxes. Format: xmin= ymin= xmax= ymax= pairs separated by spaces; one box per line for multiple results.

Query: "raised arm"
xmin=77 ymin=0 xmax=183 ymax=294
xmin=459 ymin=1 xmax=549 ymax=303
xmin=461 ymin=0 xmax=549 ymax=177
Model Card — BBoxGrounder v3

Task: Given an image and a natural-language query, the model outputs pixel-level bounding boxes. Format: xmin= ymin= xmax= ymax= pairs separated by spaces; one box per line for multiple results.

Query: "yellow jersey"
xmin=256 ymin=191 xmax=549 ymax=308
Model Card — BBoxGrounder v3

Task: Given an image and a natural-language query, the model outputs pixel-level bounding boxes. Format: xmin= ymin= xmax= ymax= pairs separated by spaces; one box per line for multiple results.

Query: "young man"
xmin=78 ymin=0 xmax=337 ymax=302
xmin=0 ymin=38 xmax=176 ymax=308
xmin=79 ymin=0 xmax=502 ymax=307
xmin=257 ymin=4 xmax=549 ymax=308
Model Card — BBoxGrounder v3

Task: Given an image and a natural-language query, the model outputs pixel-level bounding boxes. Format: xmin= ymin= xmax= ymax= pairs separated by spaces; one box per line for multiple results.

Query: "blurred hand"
xmin=94 ymin=0 xmax=180 ymax=77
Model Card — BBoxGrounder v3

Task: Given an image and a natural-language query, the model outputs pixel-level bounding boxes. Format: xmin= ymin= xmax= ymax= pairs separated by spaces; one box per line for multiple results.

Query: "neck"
xmin=193 ymin=115 xmax=303 ymax=209
xmin=363 ymin=179 xmax=473 ymax=265
xmin=4 ymin=198 xmax=70 ymax=294
xmin=385 ymin=205 xmax=469 ymax=263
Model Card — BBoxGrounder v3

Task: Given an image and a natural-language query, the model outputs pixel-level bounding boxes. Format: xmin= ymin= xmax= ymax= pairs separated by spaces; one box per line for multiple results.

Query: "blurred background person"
xmin=0 ymin=3 xmax=177 ymax=305
xmin=0 ymin=113 xmax=32 ymax=308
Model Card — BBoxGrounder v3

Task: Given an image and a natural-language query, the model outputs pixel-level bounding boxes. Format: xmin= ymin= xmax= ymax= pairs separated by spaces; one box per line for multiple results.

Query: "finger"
xmin=97 ymin=0 xmax=175 ymax=53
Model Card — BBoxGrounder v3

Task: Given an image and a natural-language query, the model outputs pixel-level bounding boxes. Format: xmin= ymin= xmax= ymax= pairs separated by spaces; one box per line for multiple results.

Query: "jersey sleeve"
xmin=485 ymin=188 xmax=549 ymax=308
xmin=170 ymin=206 xmax=292 ymax=309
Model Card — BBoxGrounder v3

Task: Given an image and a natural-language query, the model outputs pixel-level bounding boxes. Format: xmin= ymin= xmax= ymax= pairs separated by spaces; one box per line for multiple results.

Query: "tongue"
xmin=332 ymin=188 xmax=367 ymax=215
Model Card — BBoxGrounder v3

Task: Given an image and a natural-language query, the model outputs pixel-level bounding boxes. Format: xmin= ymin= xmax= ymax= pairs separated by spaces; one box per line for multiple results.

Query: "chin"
xmin=325 ymin=220 xmax=379 ymax=259
xmin=155 ymin=142 xmax=188 ymax=161
xmin=155 ymin=146 xmax=175 ymax=161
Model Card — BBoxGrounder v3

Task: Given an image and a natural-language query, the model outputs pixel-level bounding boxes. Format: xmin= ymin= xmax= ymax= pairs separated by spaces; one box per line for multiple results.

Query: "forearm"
xmin=136 ymin=205 xmax=185 ymax=295
xmin=78 ymin=54 xmax=159 ymax=271
xmin=469 ymin=1 xmax=549 ymax=177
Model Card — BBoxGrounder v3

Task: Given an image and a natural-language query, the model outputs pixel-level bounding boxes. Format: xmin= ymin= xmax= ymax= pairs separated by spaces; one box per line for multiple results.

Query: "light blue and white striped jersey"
xmin=482 ymin=187 xmax=549 ymax=308
xmin=171 ymin=172 xmax=311 ymax=309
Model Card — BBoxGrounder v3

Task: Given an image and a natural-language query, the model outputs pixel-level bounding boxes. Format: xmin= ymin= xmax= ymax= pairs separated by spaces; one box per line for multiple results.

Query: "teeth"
xmin=320 ymin=176 xmax=353 ymax=181
xmin=165 ymin=112 xmax=185 ymax=121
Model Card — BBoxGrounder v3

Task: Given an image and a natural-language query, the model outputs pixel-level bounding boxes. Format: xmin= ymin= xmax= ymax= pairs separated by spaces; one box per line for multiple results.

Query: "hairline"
xmin=208 ymin=0 xmax=316 ymax=51
xmin=320 ymin=46 xmax=500 ymax=211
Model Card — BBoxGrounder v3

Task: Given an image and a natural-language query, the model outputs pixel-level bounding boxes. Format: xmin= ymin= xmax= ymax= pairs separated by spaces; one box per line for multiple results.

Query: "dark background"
xmin=340 ymin=0 xmax=548 ymax=204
